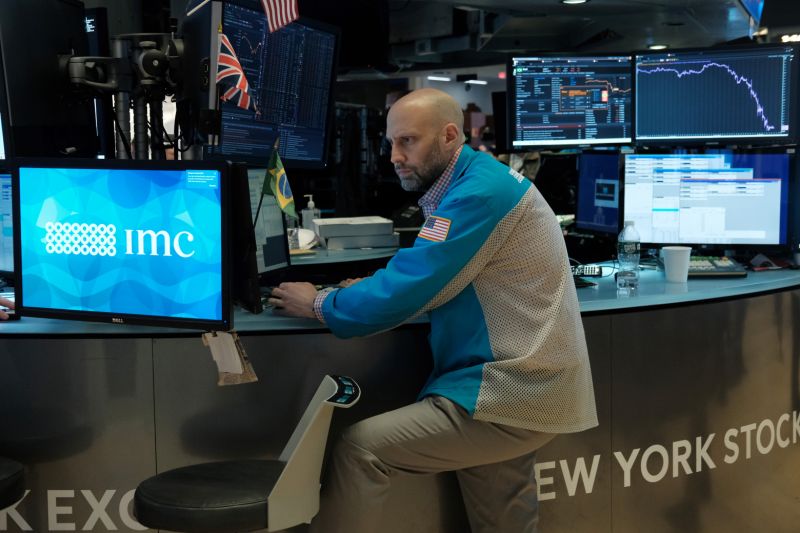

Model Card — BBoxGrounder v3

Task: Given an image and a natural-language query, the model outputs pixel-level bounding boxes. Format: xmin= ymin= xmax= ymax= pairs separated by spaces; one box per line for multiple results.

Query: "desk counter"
xmin=1 ymin=271 xmax=799 ymax=532
xmin=1 ymin=268 xmax=799 ymax=336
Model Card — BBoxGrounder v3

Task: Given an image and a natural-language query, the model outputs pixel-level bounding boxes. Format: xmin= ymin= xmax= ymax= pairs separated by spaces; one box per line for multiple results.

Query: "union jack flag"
xmin=418 ymin=216 xmax=451 ymax=242
xmin=216 ymin=33 xmax=256 ymax=111
xmin=261 ymin=0 xmax=299 ymax=33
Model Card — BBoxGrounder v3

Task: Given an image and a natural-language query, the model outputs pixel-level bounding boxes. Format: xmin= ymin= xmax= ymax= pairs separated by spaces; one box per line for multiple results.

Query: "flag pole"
xmin=253 ymin=137 xmax=281 ymax=227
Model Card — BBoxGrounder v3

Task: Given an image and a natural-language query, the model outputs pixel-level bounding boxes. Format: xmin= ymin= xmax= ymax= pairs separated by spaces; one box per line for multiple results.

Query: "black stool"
xmin=0 ymin=457 xmax=24 ymax=510
xmin=134 ymin=375 xmax=360 ymax=532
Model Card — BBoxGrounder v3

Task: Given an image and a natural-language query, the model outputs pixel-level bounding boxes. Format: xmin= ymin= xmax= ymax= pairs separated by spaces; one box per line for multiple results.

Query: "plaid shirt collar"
xmin=418 ymin=146 xmax=463 ymax=218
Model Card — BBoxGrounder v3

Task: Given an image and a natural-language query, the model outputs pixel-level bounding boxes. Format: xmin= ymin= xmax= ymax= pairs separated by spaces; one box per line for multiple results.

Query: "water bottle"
xmin=617 ymin=220 xmax=640 ymax=292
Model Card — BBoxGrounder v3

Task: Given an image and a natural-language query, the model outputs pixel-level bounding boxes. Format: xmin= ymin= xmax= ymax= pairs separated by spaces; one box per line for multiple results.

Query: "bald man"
xmin=271 ymin=88 xmax=597 ymax=532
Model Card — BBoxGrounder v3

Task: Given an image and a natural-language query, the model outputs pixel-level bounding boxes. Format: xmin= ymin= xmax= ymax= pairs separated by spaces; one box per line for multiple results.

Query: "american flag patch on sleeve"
xmin=418 ymin=216 xmax=451 ymax=242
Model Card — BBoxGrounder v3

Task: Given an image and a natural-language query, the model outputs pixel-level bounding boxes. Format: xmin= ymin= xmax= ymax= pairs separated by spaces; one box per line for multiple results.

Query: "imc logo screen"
xmin=18 ymin=167 xmax=223 ymax=321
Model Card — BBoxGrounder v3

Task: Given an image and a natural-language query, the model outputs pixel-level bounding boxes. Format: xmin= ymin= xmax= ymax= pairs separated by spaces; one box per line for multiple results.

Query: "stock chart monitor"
xmin=189 ymin=0 xmax=338 ymax=168
xmin=635 ymin=45 xmax=796 ymax=144
xmin=508 ymin=55 xmax=632 ymax=148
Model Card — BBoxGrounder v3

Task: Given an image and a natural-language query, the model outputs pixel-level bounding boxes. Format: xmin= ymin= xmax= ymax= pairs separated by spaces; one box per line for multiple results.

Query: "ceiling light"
xmin=781 ymin=34 xmax=800 ymax=42
xmin=648 ymin=44 xmax=668 ymax=50
xmin=465 ymin=79 xmax=488 ymax=85
xmin=427 ymin=76 xmax=451 ymax=82
xmin=561 ymin=0 xmax=589 ymax=4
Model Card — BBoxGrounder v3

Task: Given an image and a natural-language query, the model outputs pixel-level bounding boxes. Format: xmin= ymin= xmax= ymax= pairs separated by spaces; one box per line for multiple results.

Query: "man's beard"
xmin=395 ymin=143 xmax=450 ymax=192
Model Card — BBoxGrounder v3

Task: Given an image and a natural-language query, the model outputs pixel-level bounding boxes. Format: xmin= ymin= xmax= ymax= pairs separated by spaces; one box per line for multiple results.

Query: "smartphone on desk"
xmin=0 ymin=291 xmax=18 ymax=320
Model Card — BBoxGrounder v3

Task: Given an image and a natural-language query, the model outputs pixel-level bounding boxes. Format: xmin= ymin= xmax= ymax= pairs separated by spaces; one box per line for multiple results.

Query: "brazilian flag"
xmin=263 ymin=138 xmax=296 ymax=218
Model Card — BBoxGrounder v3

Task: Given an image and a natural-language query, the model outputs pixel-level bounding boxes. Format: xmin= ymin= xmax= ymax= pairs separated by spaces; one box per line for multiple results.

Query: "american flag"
xmin=261 ymin=0 xmax=299 ymax=33
xmin=418 ymin=216 xmax=451 ymax=242
xmin=216 ymin=33 xmax=256 ymax=111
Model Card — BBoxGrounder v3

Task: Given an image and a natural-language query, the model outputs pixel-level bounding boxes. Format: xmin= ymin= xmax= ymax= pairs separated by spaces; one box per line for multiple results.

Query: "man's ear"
xmin=442 ymin=123 xmax=460 ymax=146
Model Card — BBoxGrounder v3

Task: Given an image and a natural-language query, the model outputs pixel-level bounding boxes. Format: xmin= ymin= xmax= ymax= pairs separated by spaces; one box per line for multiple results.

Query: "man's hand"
xmin=0 ymin=297 xmax=14 ymax=321
xmin=338 ymin=277 xmax=363 ymax=288
xmin=268 ymin=282 xmax=318 ymax=319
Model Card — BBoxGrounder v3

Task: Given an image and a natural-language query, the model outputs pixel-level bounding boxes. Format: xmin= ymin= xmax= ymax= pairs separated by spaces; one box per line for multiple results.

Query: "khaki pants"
xmin=311 ymin=395 xmax=555 ymax=533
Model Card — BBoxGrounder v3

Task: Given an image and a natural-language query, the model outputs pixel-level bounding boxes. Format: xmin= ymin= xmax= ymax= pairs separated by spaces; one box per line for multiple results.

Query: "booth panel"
xmin=538 ymin=314 xmax=613 ymax=533
xmin=610 ymin=292 xmax=800 ymax=533
xmin=0 ymin=338 xmax=154 ymax=533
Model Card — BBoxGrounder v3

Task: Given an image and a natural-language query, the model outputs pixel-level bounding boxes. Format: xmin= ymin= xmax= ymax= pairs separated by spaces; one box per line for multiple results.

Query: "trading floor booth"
xmin=1 ymin=270 xmax=800 ymax=532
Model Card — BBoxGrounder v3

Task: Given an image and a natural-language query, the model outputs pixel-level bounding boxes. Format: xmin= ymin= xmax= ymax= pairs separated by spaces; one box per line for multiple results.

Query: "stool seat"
xmin=0 ymin=457 xmax=24 ymax=510
xmin=134 ymin=375 xmax=361 ymax=532
xmin=135 ymin=460 xmax=283 ymax=533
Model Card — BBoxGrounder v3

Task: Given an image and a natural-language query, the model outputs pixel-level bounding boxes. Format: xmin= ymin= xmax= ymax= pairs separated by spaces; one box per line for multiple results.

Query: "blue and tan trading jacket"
xmin=316 ymin=145 xmax=597 ymax=433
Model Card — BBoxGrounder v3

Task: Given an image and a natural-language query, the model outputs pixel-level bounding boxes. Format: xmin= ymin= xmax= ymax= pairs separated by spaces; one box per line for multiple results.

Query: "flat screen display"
xmin=622 ymin=153 xmax=789 ymax=246
xmin=635 ymin=45 xmax=796 ymax=144
xmin=247 ymin=169 xmax=289 ymax=274
xmin=575 ymin=154 xmax=620 ymax=234
xmin=207 ymin=1 xmax=338 ymax=167
xmin=508 ymin=55 xmax=632 ymax=148
xmin=14 ymin=161 xmax=231 ymax=329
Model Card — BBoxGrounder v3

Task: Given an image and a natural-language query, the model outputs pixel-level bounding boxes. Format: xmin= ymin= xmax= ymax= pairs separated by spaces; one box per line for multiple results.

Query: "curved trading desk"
xmin=1 ymin=270 xmax=799 ymax=532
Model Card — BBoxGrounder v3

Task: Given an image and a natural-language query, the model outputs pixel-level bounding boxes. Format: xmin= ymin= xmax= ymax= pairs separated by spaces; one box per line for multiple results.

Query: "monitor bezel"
xmin=11 ymin=158 xmax=233 ymax=331
xmin=619 ymin=148 xmax=793 ymax=252
xmin=505 ymin=52 xmax=635 ymax=151
xmin=633 ymin=42 xmax=800 ymax=148
xmin=574 ymin=151 xmax=623 ymax=235
xmin=205 ymin=0 xmax=341 ymax=169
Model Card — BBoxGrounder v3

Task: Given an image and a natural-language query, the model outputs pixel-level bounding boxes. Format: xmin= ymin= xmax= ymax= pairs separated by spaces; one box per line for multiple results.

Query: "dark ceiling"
xmin=317 ymin=0 xmax=800 ymax=74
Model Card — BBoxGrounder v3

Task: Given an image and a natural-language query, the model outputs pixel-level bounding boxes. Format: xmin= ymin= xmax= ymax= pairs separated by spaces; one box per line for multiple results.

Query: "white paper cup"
xmin=662 ymin=246 xmax=691 ymax=283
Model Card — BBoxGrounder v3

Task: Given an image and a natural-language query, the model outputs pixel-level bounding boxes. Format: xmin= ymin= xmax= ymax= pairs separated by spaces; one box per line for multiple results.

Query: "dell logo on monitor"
xmin=124 ymin=229 xmax=196 ymax=258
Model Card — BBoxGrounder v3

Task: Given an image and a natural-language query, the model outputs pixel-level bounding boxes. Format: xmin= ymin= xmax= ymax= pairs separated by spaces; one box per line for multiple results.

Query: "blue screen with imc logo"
xmin=18 ymin=166 xmax=223 ymax=322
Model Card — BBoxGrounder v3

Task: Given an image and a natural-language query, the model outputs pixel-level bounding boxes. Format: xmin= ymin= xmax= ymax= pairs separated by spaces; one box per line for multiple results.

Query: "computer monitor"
xmin=12 ymin=160 xmax=231 ymax=330
xmin=622 ymin=152 xmax=790 ymax=247
xmin=0 ymin=0 xmax=98 ymax=157
xmin=0 ymin=173 xmax=12 ymax=276
xmin=635 ymin=44 xmax=798 ymax=145
xmin=247 ymin=169 xmax=290 ymax=276
xmin=532 ymin=153 xmax=579 ymax=216
xmin=182 ymin=0 xmax=339 ymax=168
xmin=507 ymin=54 xmax=633 ymax=148
xmin=575 ymin=153 xmax=621 ymax=234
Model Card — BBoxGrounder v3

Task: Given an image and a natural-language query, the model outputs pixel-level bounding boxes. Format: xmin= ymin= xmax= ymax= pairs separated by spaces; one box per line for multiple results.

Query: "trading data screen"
xmin=0 ymin=174 xmax=12 ymax=273
xmin=510 ymin=55 xmax=632 ymax=147
xmin=575 ymin=154 xmax=620 ymax=234
xmin=623 ymin=153 xmax=789 ymax=245
xmin=635 ymin=46 xmax=795 ymax=143
xmin=216 ymin=2 xmax=336 ymax=165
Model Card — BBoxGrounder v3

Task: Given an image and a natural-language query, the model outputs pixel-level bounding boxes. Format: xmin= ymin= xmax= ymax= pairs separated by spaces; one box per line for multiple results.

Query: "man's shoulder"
xmin=451 ymin=152 xmax=531 ymax=199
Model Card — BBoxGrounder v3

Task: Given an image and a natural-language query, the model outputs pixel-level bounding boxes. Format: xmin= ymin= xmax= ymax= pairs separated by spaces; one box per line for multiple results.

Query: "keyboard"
xmin=687 ymin=256 xmax=747 ymax=278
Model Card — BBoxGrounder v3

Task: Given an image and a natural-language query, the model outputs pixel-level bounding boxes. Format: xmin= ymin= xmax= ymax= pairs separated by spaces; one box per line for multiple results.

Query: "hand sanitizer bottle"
xmin=301 ymin=194 xmax=321 ymax=232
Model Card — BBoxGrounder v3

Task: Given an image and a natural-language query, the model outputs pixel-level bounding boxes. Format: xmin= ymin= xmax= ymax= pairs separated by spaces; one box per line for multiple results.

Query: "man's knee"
xmin=330 ymin=430 xmax=392 ymax=482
